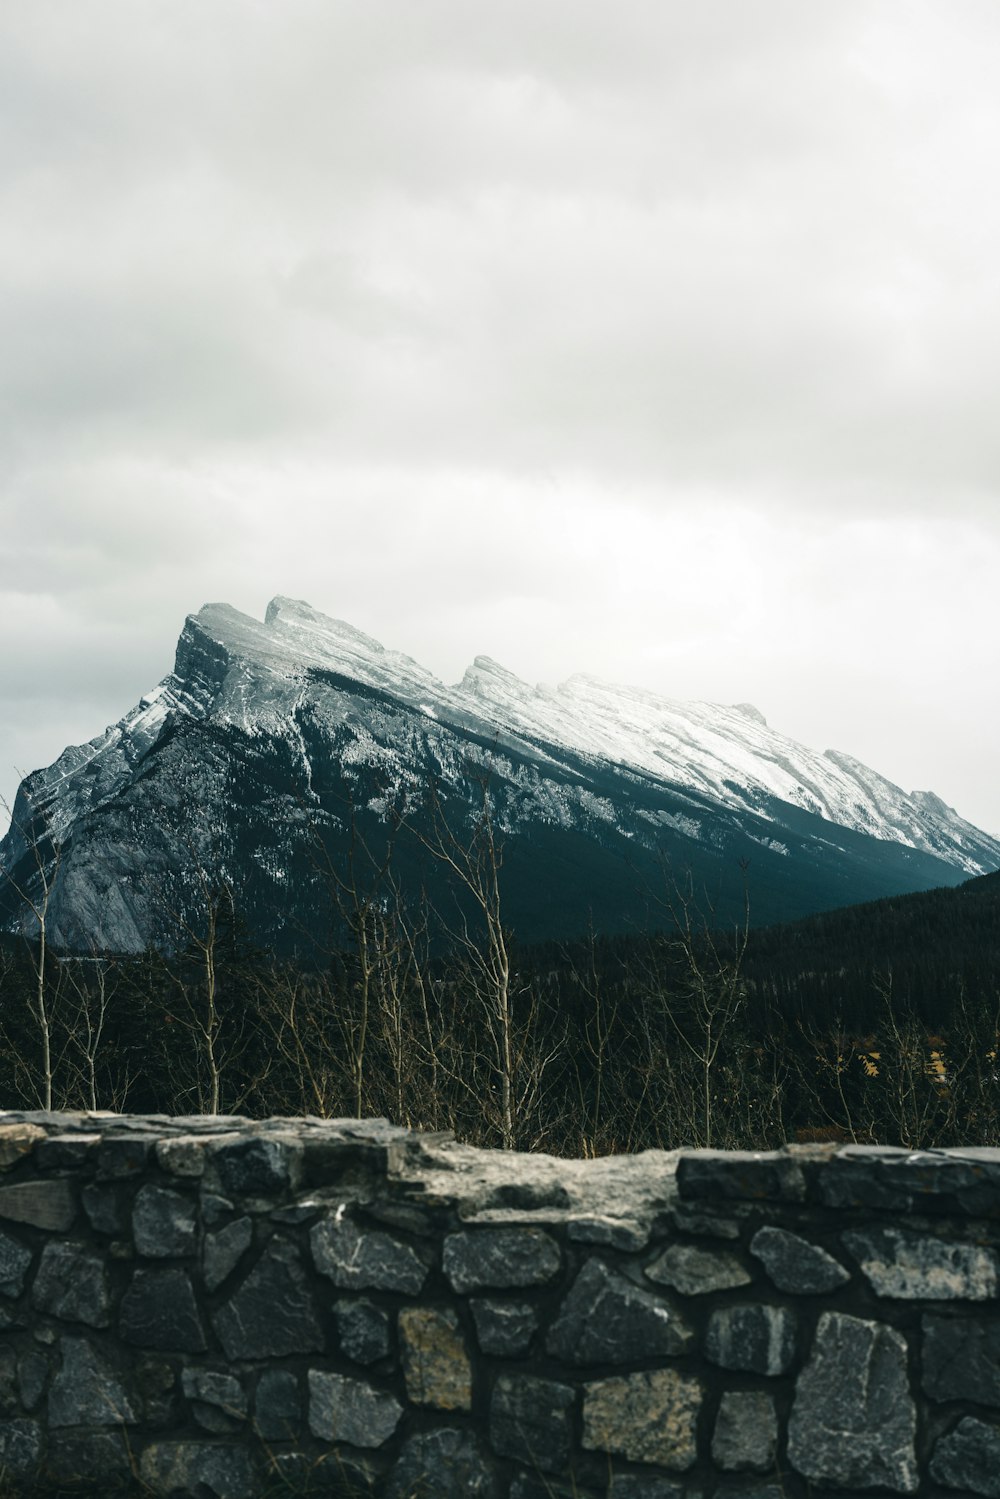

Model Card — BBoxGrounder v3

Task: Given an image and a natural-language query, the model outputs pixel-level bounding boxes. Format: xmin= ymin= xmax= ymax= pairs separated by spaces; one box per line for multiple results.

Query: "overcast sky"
xmin=2 ymin=1 xmax=1000 ymax=839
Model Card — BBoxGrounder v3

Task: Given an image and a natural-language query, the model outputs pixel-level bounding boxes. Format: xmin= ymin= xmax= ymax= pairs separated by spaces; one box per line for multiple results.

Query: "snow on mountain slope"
xmin=195 ymin=596 xmax=1000 ymax=875
xmin=9 ymin=595 xmax=999 ymax=880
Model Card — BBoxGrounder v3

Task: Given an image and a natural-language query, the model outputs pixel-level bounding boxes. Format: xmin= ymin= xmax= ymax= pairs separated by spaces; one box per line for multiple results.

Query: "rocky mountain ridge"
xmin=2 ymin=597 xmax=997 ymax=952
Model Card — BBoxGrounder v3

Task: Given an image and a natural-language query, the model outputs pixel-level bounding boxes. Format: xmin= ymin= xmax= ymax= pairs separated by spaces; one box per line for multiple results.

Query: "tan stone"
xmin=399 ymin=1306 xmax=472 ymax=1411
xmin=582 ymin=1368 xmax=702 ymax=1469
xmin=0 ymin=1124 xmax=46 ymax=1171
xmin=0 ymin=1179 xmax=76 ymax=1230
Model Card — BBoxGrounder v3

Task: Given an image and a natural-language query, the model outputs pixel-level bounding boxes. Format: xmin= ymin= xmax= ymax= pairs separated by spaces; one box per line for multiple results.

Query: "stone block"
xmin=443 ymin=1227 xmax=561 ymax=1292
xmin=155 ymin=1136 xmax=208 ymax=1177
xmin=48 ymin=1336 xmax=136 ymax=1426
xmin=0 ymin=1123 xmax=46 ymax=1170
xmin=490 ymin=1373 xmax=575 ymax=1472
xmin=670 ymin=1205 xmax=742 ymax=1239
xmin=182 ymin=1368 xmax=247 ymax=1433
xmin=96 ymin=1134 xmax=152 ymax=1180
xmin=82 ymin=1183 xmax=126 ymax=1236
xmin=17 ymin=1351 xmax=47 ymax=1411
xmin=646 ymin=1243 xmax=752 ymax=1295
xmin=32 ymin=1241 xmax=111 ymax=1328
xmin=470 ymin=1297 xmax=539 ymax=1355
xmin=140 ymin=1440 xmax=257 ymax=1499
xmin=750 ymin=1225 xmax=850 ymax=1294
xmin=607 ymin=1479 xmax=685 ymax=1499
xmin=705 ymin=1304 xmax=797 ymax=1375
xmin=213 ymin=1134 xmax=302 ymax=1196
xmin=133 ymin=1184 xmax=198 ymax=1257
xmin=202 ymin=1216 xmax=252 ymax=1292
xmin=307 ymin=1370 xmax=402 ymax=1447
xmin=0 ymin=1419 xmax=41 ymax=1478
xmin=311 ymin=1216 xmax=430 ymax=1293
xmin=787 ymin=1311 xmax=917 ymax=1493
xmin=712 ymin=1390 xmax=778 ymax=1472
xmin=399 ymin=1305 xmax=472 ymax=1410
xmin=583 ymin=1368 xmax=702 ymax=1469
xmin=567 ymin=1216 xmax=651 ymax=1250
xmin=930 ymin=1416 xmax=1000 ymax=1496
xmin=0 ymin=1179 xmax=75 ymax=1230
xmin=253 ymin=1369 xmax=300 ymax=1441
xmin=923 ymin=1313 xmax=1000 ymax=1404
xmin=0 ymin=1228 xmax=31 ymax=1298
xmin=47 ymin=1432 xmax=131 ymax=1487
xmin=547 ymin=1259 xmax=692 ymax=1364
xmin=677 ymin=1149 xmax=806 ymax=1202
xmin=120 ymin=1267 xmax=206 ymax=1352
xmin=388 ymin=1428 xmax=498 ymax=1499
xmin=213 ymin=1239 xmax=322 ymax=1359
xmin=844 ymin=1226 xmax=998 ymax=1299
xmin=336 ymin=1298 xmax=392 ymax=1364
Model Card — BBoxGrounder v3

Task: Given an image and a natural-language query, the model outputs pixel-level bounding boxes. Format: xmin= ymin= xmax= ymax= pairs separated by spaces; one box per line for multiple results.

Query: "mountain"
xmin=2 ymin=596 xmax=998 ymax=953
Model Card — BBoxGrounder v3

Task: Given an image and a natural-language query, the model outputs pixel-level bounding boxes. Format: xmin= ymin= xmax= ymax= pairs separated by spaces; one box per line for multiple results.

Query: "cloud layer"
xmin=2 ymin=1 xmax=999 ymax=835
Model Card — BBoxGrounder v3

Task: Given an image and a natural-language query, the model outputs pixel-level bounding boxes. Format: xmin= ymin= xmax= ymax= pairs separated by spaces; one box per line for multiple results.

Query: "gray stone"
xmin=399 ymin=1305 xmax=472 ymax=1410
xmin=547 ymin=1260 xmax=693 ymax=1364
xmin=930 ymin=1416 xmax=1000 ymax=1496
xmin=155 ymin=1136 xmax=208 ymax=1176
xmin=0 ymin=1123 xmax=46 ymax=1169
xmin=705 ymin=1304 xmax=797 ymax=1375
xmin=336 ymin=1298 xmax=391 ymax=1364
xmin=201 ymin=1192 xmax=235 ymax=1227
xmin=844 ymin=1226 xmax=998 ymax=1299
xmin=670 ymin=1206 xmax=742 ymax=1239
xmin=567 ymin=1216 xmax=651 ymax=1250
xmin=17 ymin=1351 xmax=47 ymax=1410
xmin=712 ymin=1391 xmax=778 ymax=1472
xmin=750 ymin=1225 xmax=850 ymax=1294
xmin=213 ymin=1239 xmax=323 ymax=1359
xmin=120 ymin=1267 xmax=206 ymax=1351
xmin=608 ymin=1480 xmax=685 ymax=1499
xmin=583 ymin=1368 xmax=702 ymax=1469
xmin=48 ymin=1337 xmax=136 ymax=1427
xmin=923 ymin=1313 xmax=1000 ymax=1403
xmin=136 ymin=1356 xmax=177 ymax=1425
xmin=676 ymin=1149 xmax=806 ymax=1202
xmin=82 ymin=1183 xmax=126 ymax=1235
xmin=32 ymin=1241 xmax=111 ymax=1327
xmin=47 ymin=1432 xmax=131 ymax=1486
xmin=0 ymin=1179 xmax=75 ymax=1230
xmin=0 ymin=1229 xmax=31 ymax=1298
xmin=182 ymin=1368 xmax=247 ymax=1433
xmin=470 ymin=1297 xmax=539 ymax=1355
xmin=307 ymin=1370 xmax=402 ymax=1447
xmin=0 ymin=1419 xmax=41 ymax=1477
xmin=490 ymin=1373 xmax=575 ymax=1473
xmin=214 ymin=1134 xmax=302 ymax=1195
xmin=646 ymin=1243 xmax=752 ymax=1295
xmin=443 ymin=1227 xmax=560 ymax=1292
xmin=254 ymin=1369 xmax=300 ymax=1441
xmin=311 ymin=1216 xmax=430 ymax=1293
xmin=787 ymin=1311 xmax=918 ymax=1493
xmin=388 ymin=1428 xmax=498 ymax=1499
xmin=510 ymin=1479 xmax=598 ymax=1499
xmin=133 ymin=1183 xmax=197 ymax=1257
xmin=96 ymin=1134 xmax=151 ymax=1179
xmin=140 ymin=1441 xmax=257 ymax=1499
xmin=711 ymin=1488 xmax=783 ymax=1499
xmin=0 ymin=1349 xmax=15 ymax=1416
xmin=203 ymin=1216 xmax=253 ymax=1292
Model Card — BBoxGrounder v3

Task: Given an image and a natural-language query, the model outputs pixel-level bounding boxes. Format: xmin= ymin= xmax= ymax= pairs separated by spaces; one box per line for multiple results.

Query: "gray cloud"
xmin=2 ymin=1 xmax=999 ymax=837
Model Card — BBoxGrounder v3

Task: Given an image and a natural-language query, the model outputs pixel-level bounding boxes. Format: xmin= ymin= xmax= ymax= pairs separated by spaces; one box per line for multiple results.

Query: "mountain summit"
xmin=2 ymin=598 xmax=998 ymax=952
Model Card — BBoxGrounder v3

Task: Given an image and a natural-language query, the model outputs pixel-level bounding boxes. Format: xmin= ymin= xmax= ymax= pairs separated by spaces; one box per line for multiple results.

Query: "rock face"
xmin=5 ymin=596 xmax=997 ymax=957
xmin=0 ymin=1113 xmax=997 ymax=1496
xmin=787 ymin=1312 xmax=918 ymax=1492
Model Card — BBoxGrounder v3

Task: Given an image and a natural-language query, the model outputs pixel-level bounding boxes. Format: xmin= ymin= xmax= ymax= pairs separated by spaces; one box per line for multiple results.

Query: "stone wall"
xmin=0 ymin=1114 xmax=998 ymax=1497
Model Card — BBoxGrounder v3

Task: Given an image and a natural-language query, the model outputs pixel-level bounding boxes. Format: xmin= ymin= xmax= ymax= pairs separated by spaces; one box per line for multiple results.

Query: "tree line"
xmin=1 ymin=778 xmax=999 ymax=1154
